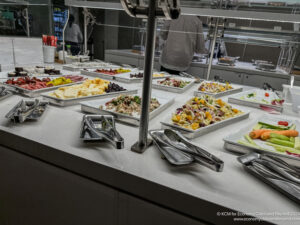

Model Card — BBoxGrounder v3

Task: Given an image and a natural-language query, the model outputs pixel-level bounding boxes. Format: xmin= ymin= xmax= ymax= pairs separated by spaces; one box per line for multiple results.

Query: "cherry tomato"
xmin=278 ymin=121 xmax=288 ymax=126
xmin=265 ymin=92 xmax=269 ymax=97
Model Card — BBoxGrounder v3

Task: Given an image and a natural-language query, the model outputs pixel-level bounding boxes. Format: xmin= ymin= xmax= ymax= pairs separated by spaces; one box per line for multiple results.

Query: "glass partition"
xmin=0 ymin=0 xmax=299 ymax=85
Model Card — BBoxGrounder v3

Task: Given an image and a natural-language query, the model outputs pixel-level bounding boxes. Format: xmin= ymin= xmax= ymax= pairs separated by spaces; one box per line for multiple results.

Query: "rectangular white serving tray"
xmin=228 ymin=89 xmax=283 ymax=112
xmin=81 ymin=95 xmax=175 ymax=126
xmin=63 ymin=63 xmax=118 ymax=72
xmin=223 ymin=116 xmax=300 ymax=167
xmin=161 ymin=110 xmax=250 ymax=139
xmin=114 ymin=71 xmax=171 ymax=83
xmin=152 ymin=76 xmax=195 ymax=93
xmin=194 ymin=81 xmax=243 ymax=98
xmin=81 ymin=68 xmax=136 ymax=81
xmin=41 ymin=81 xmax=137 ymax=106
xmin=2 ymin=78 xmax=84 ymax=98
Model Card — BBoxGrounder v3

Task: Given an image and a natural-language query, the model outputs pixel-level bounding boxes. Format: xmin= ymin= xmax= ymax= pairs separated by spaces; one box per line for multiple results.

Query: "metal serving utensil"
xmin=5 ymin=99 xmax=48 ymax=123
xmin=149 ymin=130 xmax=194 ymax=166
xmin=82 ymin=115 xmax=124 ymax=149
xmin=238 ymin=153 xmax=300 ymax=185
xmin=238 ymin=153 xmax=300 ymax=203
xmin=164 ymin=129 xmax=224 ymax=172
xmin=149 ymin=129 xmax=224 ymax=171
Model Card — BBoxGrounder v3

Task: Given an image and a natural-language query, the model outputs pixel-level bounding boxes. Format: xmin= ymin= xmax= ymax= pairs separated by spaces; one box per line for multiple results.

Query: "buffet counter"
xmin=0 ymin=74 xmax=299 ymax=225
xmin=105 ymin=49 xmax=298 ymax=90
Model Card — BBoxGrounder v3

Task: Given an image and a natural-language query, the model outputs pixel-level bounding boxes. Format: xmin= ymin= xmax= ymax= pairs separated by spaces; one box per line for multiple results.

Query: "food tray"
xmin=63 ymin=63 xmax=118 ymax=72
xmin=114 ymin=71 xmax=171 ymax=83
xmin=228 ymin=89 xmax=283 ymax=112
xmin=194 ymin=81 xmax=243 ymax=98
xmin=42 ymin=88 xmax=138 ymax=107
xmin=81 ymin=68 xmax=135 ymax=81
xmin=161 ymin=110 xmax=250 ymax=139
xmin=2 ymin=80 xmax=84 ymax=98
xmin=81 ymin=95 xmax=175 ymax=126
xmin=223 ymin=116 xmax=300 ymax=167
xmin=152 ymin=76 xmax=195 ymax=93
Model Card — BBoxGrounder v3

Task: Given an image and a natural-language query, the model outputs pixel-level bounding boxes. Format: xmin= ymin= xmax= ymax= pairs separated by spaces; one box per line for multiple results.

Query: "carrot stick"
xmin=261 ymin=130 xmax=299 ymax=140
xmin=249 ymin=129 xmax=271 ymax=139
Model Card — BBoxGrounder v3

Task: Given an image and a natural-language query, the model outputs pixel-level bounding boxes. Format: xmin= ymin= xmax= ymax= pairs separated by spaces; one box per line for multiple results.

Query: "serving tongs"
xmin=238 ymin=153 xmax=300 ymax=203
xmin=80 ymin=115 xmax=124 ymax=149
xmin=0 ymin=86 xmax=13 ymax=100
xmin=149 ymin=129 xmax=224 ymax=172
xmin=5 ymin=99 xmax=48 ymax=123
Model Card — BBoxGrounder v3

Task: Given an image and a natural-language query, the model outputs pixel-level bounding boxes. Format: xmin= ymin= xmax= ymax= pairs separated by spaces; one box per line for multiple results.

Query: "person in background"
xmin=159 ymin=15 xmax=207 ymax=75
xmin=65 ymin=14 xmax=83 ymax=55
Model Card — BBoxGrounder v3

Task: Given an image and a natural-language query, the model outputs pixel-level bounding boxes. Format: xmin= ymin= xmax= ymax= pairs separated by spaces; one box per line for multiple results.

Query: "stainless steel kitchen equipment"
xmin=80 ymin=114 xmax=124 ymax=149
xmin=149 ymin=129 xmax=224 ymax=171
xmin=238 ymin=152 xmax=300 ymax=204
xmin=5 ymin=99 xmax=48 ymax=123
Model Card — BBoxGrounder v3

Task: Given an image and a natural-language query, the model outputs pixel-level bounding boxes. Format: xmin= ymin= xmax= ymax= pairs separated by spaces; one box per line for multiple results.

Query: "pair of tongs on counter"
xmin=238 ymin=153 xmax=300 ymax=203
xmin=5 ymin=99 xmax=48 ymax=123
xmin=149 ymin=129 xmax=224 ymax=172
xmin=0 ymin=86 xmax=13 ymax=100
xmin=80 ymin=115 xmax=124 ymax=149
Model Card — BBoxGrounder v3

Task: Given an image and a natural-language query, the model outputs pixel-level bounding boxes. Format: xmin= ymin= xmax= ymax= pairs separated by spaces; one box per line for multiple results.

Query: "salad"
xmin=198 ymin=82 xmax=233 ymax=93
xmin=238 ymin=120 xmax=300 ymax=158
xmin=157 ymin=77 xmax=190 ymax=88
xmin=130 ymin=72 xmax=165 ymax=78
xmin=240 ymin=90 xmax=284 ymax=106
xmin=95 ymin=68 xmax=131 ymax=75
xmin=172 ymin=95 xmax=243 ymax=130
xmin=100 ymin=95 xmax=161 ymax=116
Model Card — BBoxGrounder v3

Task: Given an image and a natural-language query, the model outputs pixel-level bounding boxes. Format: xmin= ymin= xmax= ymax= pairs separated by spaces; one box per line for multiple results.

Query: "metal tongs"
xmin=0 ymin=86 xmax=13 ymax=98
xmin=149 ymin=129 xmax=224 ymax=172
xmin=5 ymin=99 xmax=48 ymax=123
xmin=0 ymin=86 xmax=7 ymax=96
xmin=238 ymin=153 xmax=300 ymax=203
xmin=81 ymin=115 xmax=124 ymax=149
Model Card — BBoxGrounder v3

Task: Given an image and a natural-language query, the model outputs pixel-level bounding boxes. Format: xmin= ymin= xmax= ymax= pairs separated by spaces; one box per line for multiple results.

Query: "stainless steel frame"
xmin=65 ymin=0 xmax=300 ymax=23
xmin=62 ymin=9 xmax=70 ymax=63
xmin=120 ymin=0 xmax=180 ymax=153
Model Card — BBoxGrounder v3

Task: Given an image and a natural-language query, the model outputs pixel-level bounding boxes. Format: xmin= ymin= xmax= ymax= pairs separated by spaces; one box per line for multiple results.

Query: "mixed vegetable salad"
xmin=100 ymin=95 xmax=161 ymax=116
xmin=157 ymin=77 xmax=190 ymax=88
xmin=240 ymin=90 xmax=284 ymax=106
xmin=198 ymin=81 xmax=233 ymax=93
xmin=238 ymin=119 xmax=300 ymax=158
xmin=95 ymin=68 xmax=131 ymax=75
xmin=172 ymin=95 xmax=243 ymax=130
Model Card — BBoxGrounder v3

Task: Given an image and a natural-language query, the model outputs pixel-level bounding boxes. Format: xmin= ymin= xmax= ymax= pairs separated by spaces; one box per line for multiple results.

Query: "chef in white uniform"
xmin=159 ymin=15 xmax=206 ymax=75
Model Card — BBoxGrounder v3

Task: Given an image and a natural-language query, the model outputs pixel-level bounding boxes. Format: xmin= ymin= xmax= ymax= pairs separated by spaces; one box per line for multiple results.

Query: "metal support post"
xmin=62 ymin=9 xmax=70 ymax=63
xmin=206 ymin=18 xmax=219 ymax=81
xmin=84 ymin=8 xmax=88 ymax=54
xmin=131 ymin=0 xmax=157 ymax=153
xmin=25 ymin=8 xmax=30 ymax=37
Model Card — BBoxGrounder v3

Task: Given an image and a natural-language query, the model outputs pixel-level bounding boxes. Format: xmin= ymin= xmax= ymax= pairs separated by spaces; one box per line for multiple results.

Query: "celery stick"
xmin=290 ymin=137 xmax=295 ymax=143
xmin=289 ymin=124 xmax=296 ymax=130
xmin=267 ymin=138 xmax=294 ymax=148
xmin=294 ymin=137 xmax=300 ymax=150
xmin=269 ymin=133 xmax=290 ymax=141
xmin=238 ymin=140 xmax=259 ymax=149
xmin=258 ymin=122 xmax=287 ymax=130
xmin=244 ymin=135 xmax=259 ymax=146
xmin=253 ymin=123 xmax=262 ymax=130
xmin=266 ymin=142 xmax=300 ymax=154
xmin=273 ymin=146 xmax=287 ymax=153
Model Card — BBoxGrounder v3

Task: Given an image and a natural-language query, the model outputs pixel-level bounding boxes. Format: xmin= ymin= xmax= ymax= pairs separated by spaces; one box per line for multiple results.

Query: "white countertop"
xmin=0 ymin=71 xmax=299 ymax=225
